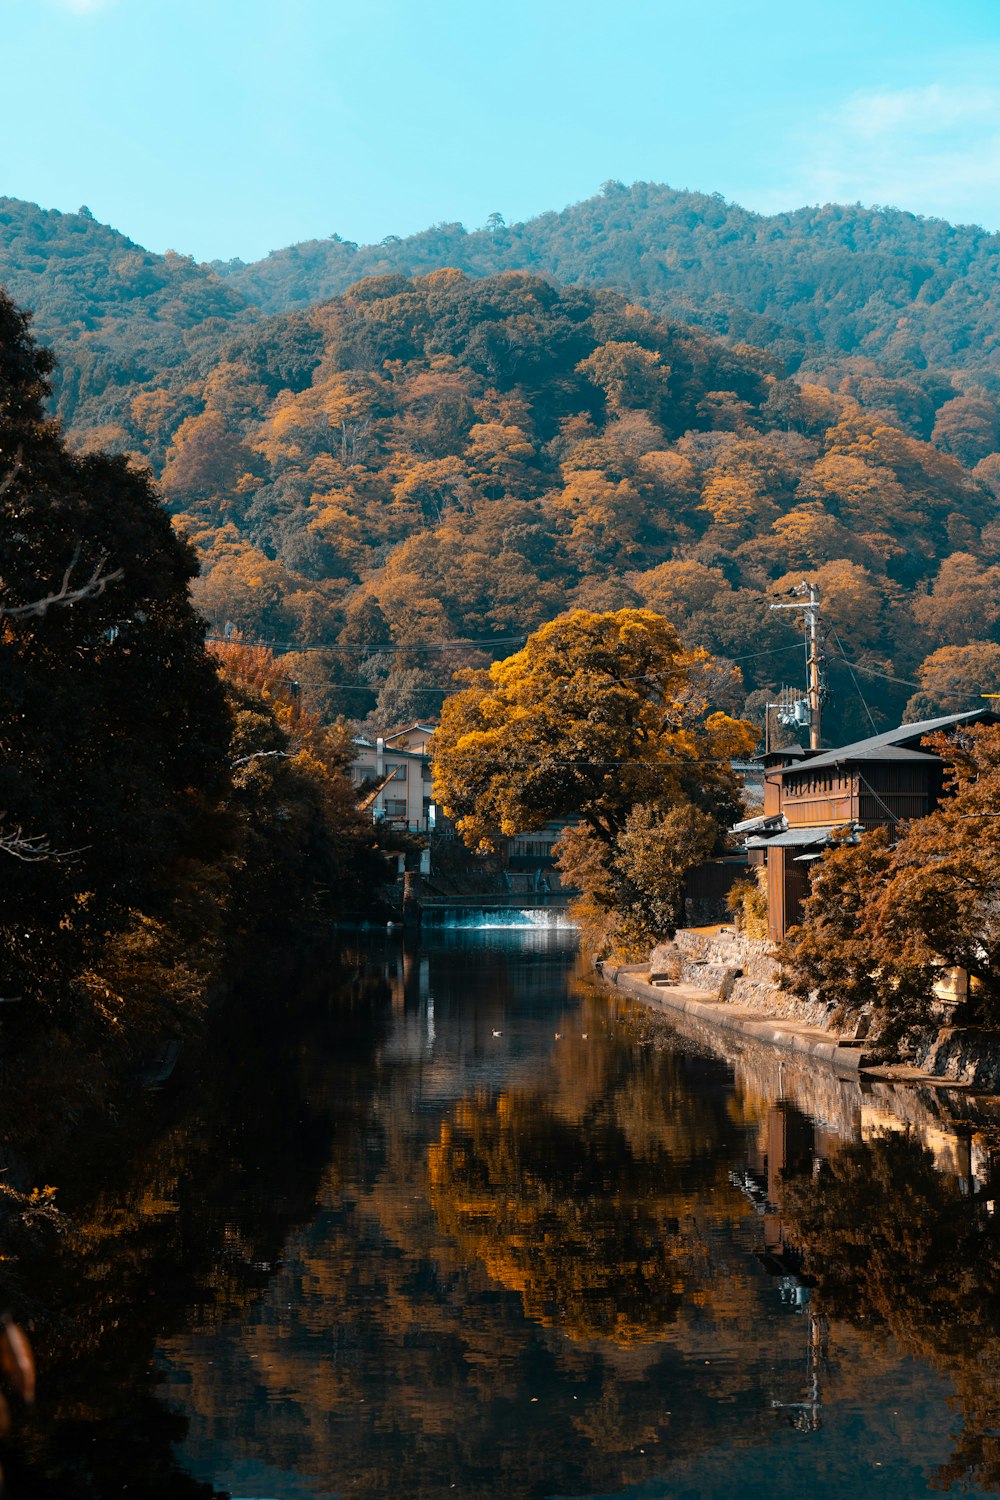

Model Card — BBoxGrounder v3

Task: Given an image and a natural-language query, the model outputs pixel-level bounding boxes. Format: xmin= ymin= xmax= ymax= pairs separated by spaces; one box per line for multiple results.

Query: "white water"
xmin=423 ymin=907 xmax=578 ymax=930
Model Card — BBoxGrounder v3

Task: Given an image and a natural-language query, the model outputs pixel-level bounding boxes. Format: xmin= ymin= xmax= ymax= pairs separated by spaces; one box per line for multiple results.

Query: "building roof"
xmin=745 ymin=823 xmax=859 ymax=850
xmin=769 ymin=708 xmax=999 ymax=778
xmin=384 ymin=721 xmax=437 ymax=741
xmin=761 ymin=743 xmax=810 ymax=765
xmin=732 ymin=811 xmax=784 ymax=835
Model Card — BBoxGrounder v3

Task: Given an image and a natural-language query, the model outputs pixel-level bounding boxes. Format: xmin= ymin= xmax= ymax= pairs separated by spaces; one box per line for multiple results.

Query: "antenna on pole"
xmin=769 ymin=583 xmax=824 ymax=750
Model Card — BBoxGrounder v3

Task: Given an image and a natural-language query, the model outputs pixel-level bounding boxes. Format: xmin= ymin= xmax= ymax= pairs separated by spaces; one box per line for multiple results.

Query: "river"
xmin=8 ymin=924 xmax=1000 ymax=1499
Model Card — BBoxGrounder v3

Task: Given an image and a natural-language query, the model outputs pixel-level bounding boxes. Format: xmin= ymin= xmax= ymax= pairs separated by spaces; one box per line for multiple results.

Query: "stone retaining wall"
xmin=628 ymin=925 xmax=1000 ymax=1093
xmin=649 ymin=926 xmax=837 ymax=1030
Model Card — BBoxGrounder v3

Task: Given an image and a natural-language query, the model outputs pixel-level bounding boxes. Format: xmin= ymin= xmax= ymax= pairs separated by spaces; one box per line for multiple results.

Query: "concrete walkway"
xmin=598 ymin=963 xmax=868 ymax=1074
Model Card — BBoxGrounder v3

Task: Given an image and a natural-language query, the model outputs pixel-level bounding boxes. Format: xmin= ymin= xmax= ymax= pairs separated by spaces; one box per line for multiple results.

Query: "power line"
xmin=206 ymin=633 xmax=528 ymax=655
xmin=856 ymin=771 xmax=903 ymax=826
xmin=829 ymin=625 xmax=878 ymax=735
xmin=828 ymin=655 xmax=920 ymax=691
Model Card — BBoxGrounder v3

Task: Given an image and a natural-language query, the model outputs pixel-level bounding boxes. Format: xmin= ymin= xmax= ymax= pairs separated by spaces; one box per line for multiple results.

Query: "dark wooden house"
xmin=737 ymin=708 xmax=999 ymax=941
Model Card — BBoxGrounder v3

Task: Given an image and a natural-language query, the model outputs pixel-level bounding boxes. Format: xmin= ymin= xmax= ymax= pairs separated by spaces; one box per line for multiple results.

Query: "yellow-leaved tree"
xmin=432 ymin=608 xmax=756 ymax=954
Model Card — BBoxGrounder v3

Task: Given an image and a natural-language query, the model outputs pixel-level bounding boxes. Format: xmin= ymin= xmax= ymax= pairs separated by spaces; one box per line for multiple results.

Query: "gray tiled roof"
xmin=745 ymin=823 xmax=858 ymax=849
xmin=770 ymin=709 xmax=997 ymax=777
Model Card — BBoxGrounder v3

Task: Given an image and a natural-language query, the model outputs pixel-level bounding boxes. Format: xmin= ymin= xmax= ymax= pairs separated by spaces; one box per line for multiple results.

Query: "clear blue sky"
xmin=3 ymin=0 xmax=1000 ymax=263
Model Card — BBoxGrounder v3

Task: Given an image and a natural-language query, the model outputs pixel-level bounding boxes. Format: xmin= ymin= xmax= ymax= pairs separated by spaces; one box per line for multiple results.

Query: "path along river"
xmin=11 ymin=921 xmax=1000 ymax=1498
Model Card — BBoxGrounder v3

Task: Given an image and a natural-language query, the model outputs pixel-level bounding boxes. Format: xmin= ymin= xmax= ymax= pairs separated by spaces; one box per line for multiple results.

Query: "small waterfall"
xmin=420 ymin=906 xmax=578 ymax=931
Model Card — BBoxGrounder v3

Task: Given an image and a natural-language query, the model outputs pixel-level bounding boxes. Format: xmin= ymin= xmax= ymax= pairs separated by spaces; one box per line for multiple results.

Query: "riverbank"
xmin=598 ymin=925 xmax=1000 ymax=1093
xmin=600 ymin=963 xmax=872 ymax=1075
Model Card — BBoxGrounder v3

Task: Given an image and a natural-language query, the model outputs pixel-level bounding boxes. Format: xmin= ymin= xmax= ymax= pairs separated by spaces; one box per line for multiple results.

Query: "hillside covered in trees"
xmin=218 ymin=182 xmax=1000 ymax=394
xmin=108 ymin=269 xmax=1000 ymax=744
xmin=7 ymin=185 xmax=1000 ymax=468
xmin=0 ymin=196 xmax=252 ymax=437
xmin=3 ymin=193 xmax=1000 ymax=743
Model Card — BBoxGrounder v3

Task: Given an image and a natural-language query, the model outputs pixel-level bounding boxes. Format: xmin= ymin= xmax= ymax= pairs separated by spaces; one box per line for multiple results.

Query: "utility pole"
xmin=770 ymin=583 xmax=823 ymax=750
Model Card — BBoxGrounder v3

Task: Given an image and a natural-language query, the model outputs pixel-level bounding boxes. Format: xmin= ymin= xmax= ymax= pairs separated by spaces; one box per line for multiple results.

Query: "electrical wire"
xmin=206 ymin=633 xmax=528 ymax=654
xmin=827 ymin=655 xmax=921 ymax=690
xmin=829 ymin=624 xmax=878 ymax=734
xmin=855 ymin=771 xmax=903 ymax=825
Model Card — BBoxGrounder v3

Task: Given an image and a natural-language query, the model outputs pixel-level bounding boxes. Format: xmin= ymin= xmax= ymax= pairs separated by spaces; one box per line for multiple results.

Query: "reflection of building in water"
xmin=665 ymin=995 xmax=1000 ymax=1202
xmin=731 ymin=1101 xmax=829 ymax=1429
xmin=735 ymin=1101 xmax=818 ymax=1282
xmin=861 ymin=1103 xmax=975 ymax=1190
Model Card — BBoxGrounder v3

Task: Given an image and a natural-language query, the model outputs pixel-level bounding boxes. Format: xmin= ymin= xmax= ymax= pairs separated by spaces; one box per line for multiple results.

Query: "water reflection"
xmin=7 ymin=932 xmax=1000 ymax=1497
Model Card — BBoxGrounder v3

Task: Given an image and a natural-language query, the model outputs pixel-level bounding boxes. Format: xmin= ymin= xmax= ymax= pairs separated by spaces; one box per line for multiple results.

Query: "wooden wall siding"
xmin=857 ymin=767 xmax=935 ymax=829
xmin=858 ymin=793 xmax=932 ymax=826
xmin=784 ymin=859 xmax=812 ymax=932
xmin=767 ymin=848 xmax=786 ymax=942
xmin=778 ymin=794 xmax=854 ymax=825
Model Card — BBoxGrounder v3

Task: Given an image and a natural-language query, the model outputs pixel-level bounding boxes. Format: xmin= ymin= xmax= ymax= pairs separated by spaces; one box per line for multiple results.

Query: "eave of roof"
xmin=745 ymin=823 xmax=860 ymax=849
xmin=769 ymin=709 xmax=999 ymax=777
xmin=732 ymin=811 xmax=784 ymax=834
xmin=774 ymin=745 xmax=942 ymax=776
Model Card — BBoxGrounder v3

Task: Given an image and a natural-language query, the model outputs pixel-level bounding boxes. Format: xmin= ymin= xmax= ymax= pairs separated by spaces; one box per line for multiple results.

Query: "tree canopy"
xmin=0 ymin=283 xmax=383 ymax=1032
xmin=779 ymin=721 xmax=1000 ymax=1045
xmin=4 ymin=202 xmax=1000 ymax=747
xmin=432 ymin=608 xmax=755 ymax=952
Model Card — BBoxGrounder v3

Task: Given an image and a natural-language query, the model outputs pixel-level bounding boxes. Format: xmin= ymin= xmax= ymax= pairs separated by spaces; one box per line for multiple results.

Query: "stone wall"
xmin=649 ymin=926 xmax=837 ymax=1030
xmin=645 ymin=926 xmax=1000 ymax=1091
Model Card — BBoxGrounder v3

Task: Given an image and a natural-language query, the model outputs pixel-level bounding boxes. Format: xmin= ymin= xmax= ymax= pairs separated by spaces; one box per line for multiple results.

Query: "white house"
xmin=350 ymin=722 xmax=438 ymax=833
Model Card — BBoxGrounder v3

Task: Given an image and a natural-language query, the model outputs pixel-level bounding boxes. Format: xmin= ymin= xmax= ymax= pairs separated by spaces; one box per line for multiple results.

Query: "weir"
xmin=418 ymin=904 xmax=577 ymax=930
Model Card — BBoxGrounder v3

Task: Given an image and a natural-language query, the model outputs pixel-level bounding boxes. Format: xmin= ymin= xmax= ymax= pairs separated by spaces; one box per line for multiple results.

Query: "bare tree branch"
xmin=0 ymin=543 xmax=124 ymax=624
xmin=0 ymin=452 xmax=24 ymax=503
xmin=231 ymin=749 xmax=292 ymax=768
xmin=0 ymin=818 xmax=86 ymax=864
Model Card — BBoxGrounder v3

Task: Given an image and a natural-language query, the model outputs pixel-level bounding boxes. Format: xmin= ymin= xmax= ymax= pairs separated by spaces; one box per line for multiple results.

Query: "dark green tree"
xmin=0 ymin=289 xmax=230 ymax=1004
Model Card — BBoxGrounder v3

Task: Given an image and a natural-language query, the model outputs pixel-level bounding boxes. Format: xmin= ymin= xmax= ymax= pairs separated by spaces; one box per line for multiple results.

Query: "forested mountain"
xmin=0 ymin=196 xmax=252 ymax=435
xmin=117 ymin=269 xmax=999 ymax=745
xmin=7 ymin=185 xmax=1000 ymax=467
xmin=217 ymin=181 xmax=1000 ymax=397
xmin=3 ymin=194 xmax=999 ymax=748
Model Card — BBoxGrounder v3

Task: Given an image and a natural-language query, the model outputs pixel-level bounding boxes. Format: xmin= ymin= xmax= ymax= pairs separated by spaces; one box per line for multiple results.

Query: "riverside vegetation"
xmin=0 ymin=285 xmax=386 ymax=1148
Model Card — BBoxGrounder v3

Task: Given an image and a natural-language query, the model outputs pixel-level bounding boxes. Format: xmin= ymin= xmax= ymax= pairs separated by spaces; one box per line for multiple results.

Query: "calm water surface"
xmin=14 ymin=927 xmax=1000 ymax=1498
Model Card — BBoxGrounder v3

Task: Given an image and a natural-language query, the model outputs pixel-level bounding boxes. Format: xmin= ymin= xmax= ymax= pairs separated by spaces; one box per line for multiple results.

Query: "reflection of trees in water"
xmin=157 ymin=1004 xmax=834 ymax=1500
xmin=3 ymin=952 xmax=388 ymax=1500
xmin=781 ymin=1129 xmax=1000 ymax=1494
xmin=425 ymin=1038 xmax=753 ymax=1346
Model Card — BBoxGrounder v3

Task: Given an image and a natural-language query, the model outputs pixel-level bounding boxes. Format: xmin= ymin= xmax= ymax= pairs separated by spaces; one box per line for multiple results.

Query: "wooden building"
xmin=738 ymin=708 xmax=999 ymax=941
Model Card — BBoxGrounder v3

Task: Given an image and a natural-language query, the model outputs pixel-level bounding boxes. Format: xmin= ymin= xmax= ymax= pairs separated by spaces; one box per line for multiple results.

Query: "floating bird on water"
xmin=492 ymin=1029 xmax=502 ymax=1038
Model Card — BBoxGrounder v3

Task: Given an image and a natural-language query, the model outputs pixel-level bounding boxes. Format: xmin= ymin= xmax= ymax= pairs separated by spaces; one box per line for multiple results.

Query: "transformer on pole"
xmin=768 ymin=583 xmax=824 ymax=751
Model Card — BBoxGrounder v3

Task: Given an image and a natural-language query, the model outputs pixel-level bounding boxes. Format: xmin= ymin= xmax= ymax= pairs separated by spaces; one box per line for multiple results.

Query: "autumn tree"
xmin=905 ymin=641 xmax=1000 ymax=719
xmin=912 ymin=552 xmax=1000 ymax=647
xmin=210 ymin=643 xmax=385 ymax=930
xmin=432 ymin=608 xmax=756 ymax=953
xmin=0 ymin=288 xmax=231 ymax=1004
xmin=780 ymin=722 xmax=1000 ymax=1047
